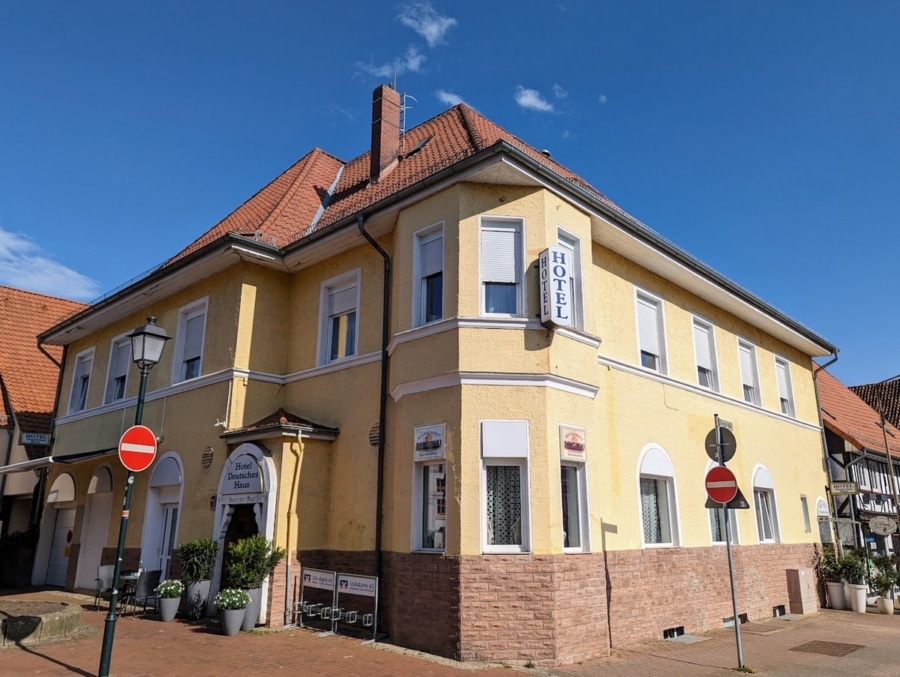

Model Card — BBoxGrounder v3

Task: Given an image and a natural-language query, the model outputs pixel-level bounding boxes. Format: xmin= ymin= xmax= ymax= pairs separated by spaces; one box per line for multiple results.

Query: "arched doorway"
xmin=75 ymin=467 xmax=113 ymax=589
xmin=210 ymin=443 xmax=277 ymax=623
xmin=140 ymin=453 xmax=183 ymax=579
xmin=43 ymin=473 xmax=76 ymax=587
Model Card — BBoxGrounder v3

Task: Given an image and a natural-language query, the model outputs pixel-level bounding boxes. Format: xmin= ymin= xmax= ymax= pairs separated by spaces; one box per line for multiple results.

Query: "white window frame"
xmin=170 ymin=297 xmax=208 ymax=384
xmin=68 ymin=348 xmax=95 ymax=413
xmin=104 ymin=335 xmax=131 ymax=404
xmin=637 ymin=444 xmax=680 ymax=547
xmin=560 ymin=461 xmax=590 ymax=552
xmin=412 ymin=223 xmax=444 ymax=327
xmin=775 ymin=356 xmax=795 ymax=417
xmin=635 ymin=289 xmax=667 ymax=374
xmin=705 ymin=462 xmax=737 ymax=544
xmin=692 ymin=316 xmax=719 ymax=391
xmin=800 ymin=494 xmax=811 ymax=533
xmin=737 ymin=338 xmax=761 ymax=406
xmin=557 ymin=228 xmax=584 ymax=330
xmin=481 ymin=420 xmax=530 ymax=554
xmin=317 ymin=270 xmax=361 ymax=365
xmin=412 ymin=460 xmax=447 ymax=552
xmin=752 ymin=465 xmax=781 ymax=543
xmin=480 ymin=217 xmax=524 ymax=317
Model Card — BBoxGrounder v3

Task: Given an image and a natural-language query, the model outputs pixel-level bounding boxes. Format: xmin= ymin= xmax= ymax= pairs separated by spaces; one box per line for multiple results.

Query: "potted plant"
xmin=839 ymin=552 xmax=868 ymax=613
xmin=818 ymin=548 xmax=845 ymax=610
xmin=214 ymin=588 xmax=250 ymax=636
xmin=872 ymin=555 xmax=898 ymax=614
xmin=225 ymin=534 xmax=286 ymax=630
xmin=177 ymin=537 xmax=219 ymax=620
xmin=155 ymin=579 xmax=184 ymax=622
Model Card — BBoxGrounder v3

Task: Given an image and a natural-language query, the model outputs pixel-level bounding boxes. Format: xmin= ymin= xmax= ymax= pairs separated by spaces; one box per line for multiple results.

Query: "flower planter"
xmin=221 ymin=608 xmax=244 ymax=636
xmin=242 ymin=588 xmax=262 ymax=631
xmin=847 ymin=583 xmax=868 ymax=613
xmin=825 ymin=581 xmax=846 ymax=610
xmin=183 ymin=580 xmax=211 ymax=620
xmin=158 ymin=597 xmax=180 ymax=622
xmin=876 ymin=597 xmax=895 ymax=615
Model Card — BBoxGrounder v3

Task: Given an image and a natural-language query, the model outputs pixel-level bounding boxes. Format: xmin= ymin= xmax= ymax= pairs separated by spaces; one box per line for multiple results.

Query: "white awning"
xmin=0 ymin=447 xmax=117 ymax=476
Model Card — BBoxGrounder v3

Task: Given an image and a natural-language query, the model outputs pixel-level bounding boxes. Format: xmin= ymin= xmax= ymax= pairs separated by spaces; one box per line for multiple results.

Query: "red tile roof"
xmin=817 ymin=367 xmax=900 ymax=457
xmin=0 ymin=286 xmax=86 ymax=433
xmin=220 ymin=407 xmax=338 ymax=438
xmin=167 ymin=101 xmax=622 ymax=265
xmin=850 ymin=380 xmax=900 ymax=432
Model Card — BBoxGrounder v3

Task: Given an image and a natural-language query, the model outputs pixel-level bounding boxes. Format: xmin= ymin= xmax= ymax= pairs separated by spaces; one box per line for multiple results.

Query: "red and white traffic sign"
xmin=118 ymin=425 xmax=158 ymax=472
xmin=705 ymin=466 xmax=738 ymax=504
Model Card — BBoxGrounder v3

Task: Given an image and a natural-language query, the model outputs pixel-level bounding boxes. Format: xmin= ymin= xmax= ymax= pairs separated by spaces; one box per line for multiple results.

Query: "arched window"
xmin=638 ymin=445 xmax=679 ymax=546
xmin=752 ymin=465 xmax=780 ymax=543
xmin=816 ymin=497 xmax=833 ymax=543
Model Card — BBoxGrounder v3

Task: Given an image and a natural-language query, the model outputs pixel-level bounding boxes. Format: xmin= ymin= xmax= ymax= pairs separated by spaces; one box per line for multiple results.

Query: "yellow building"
xmin=31 ymin=85 xmax=836 ymax=665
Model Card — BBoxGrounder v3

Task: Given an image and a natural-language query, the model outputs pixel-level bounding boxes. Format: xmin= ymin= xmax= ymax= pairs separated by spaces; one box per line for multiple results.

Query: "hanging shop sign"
xmin=20 ymin=432 xmax=51 ymax=446
xmin=539 ymin=246 xmax=572 ymax=328
xmin=220 ymin=452 xmax=263 ymax=496
xmin=414 ymin=424 xmax=445 ymax=461
xmin=559 ymin=425 xmax=586 ymax=461
xmin=869 ymin=515 xmax=898 ymax=536
xmin=830 ymin=481 xmax=859 ymax=496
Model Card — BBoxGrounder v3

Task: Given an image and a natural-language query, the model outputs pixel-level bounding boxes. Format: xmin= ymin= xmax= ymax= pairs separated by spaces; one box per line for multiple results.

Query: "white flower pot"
xmin=876 ymin=597 xmax=894 ymax=615
xmin=847 ymin=583 xmax=868 ymax=613
xmin=825 ymin=581 xmax=846 ymax=610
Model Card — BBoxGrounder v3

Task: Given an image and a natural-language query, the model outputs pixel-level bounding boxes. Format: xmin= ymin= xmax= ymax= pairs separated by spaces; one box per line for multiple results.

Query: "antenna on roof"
xmin=400 ymin=93 xmax=418 ymax=153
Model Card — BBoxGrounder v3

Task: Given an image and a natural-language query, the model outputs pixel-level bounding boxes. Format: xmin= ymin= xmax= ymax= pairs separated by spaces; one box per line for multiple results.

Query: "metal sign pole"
xmin=716 ymin=414 xmax=744 ymax=670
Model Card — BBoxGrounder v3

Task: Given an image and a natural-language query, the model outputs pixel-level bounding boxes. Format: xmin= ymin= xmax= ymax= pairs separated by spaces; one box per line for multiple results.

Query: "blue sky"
xmin=1 ymin=2 xmax=898 ymax=386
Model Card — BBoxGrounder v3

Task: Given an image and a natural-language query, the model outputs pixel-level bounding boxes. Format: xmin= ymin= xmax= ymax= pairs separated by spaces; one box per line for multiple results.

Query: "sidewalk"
xmin=2 ymin=589 xmax=898 ymax=676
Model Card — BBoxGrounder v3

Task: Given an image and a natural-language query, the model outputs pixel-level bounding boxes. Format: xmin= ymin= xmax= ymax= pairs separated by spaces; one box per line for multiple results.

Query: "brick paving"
xmin=2 ymin=590 xmax=899 ymax=676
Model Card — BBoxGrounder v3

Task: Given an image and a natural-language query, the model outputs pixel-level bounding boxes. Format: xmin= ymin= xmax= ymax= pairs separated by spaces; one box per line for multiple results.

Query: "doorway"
xmin=221 ymin=504 xmax=259 ymax=588
xmin=75 ymin=467 xmax=113 ymax=589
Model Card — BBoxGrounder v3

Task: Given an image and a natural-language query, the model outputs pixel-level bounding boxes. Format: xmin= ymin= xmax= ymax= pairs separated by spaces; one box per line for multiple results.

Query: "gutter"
xmin=357 ymin=213 xmax=390 ymax=581
xmin=0 ymin=377 xmax=14 ymax=530
xmin=31 ymin=341 xmax=68 ymax=527
xmin=811 ymin=351 xmax=840 ymax=546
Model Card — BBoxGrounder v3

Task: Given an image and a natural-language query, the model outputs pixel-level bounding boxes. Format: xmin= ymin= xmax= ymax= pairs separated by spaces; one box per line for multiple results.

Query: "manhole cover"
xmin=790 ymin=641 xmax=864 ymax=657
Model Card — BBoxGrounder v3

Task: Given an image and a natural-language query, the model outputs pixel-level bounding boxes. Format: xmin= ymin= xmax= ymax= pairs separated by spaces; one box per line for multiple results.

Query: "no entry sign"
xmin=705 ymin=466 xmax=738 ymax=504
xmin=118 ymin=425 xmax=157 ymax=472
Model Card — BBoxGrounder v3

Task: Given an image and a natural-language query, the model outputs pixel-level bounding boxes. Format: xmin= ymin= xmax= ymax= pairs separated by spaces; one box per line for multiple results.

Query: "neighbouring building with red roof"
xmin=816 ymin=367 xmax=900 ymax=555
xmin=0 ymin=285 xmax=84 ymax=583
xmin=27 ymin=85 xmax=838 ymax=665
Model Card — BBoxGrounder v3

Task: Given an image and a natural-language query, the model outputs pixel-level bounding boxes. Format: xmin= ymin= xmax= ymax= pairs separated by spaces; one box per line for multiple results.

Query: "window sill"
xmin=482 ymin=547 xmax=531 ymax=555
xmin=411 ymin=549 xmax=446 ymax=554
xmin=642 ymin=542 xmax=677 ymax=549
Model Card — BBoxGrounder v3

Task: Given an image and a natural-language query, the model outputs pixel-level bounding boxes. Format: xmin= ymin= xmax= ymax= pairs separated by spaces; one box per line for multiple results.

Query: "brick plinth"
xmin=605 ymin=542 xmax=819 ymax=647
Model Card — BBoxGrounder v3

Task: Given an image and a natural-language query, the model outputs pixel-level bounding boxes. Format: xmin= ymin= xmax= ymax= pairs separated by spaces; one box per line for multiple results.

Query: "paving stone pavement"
xmin=2 ymin=590 xmax=899 ymax=676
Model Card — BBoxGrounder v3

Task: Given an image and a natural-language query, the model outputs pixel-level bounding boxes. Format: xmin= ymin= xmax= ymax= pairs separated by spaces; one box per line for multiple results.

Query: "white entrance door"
xmin=46 ymin=508 xmax=76 ymax=587
xmin=75 ymin=490 xmax=113 ymax=589
xmin=159 ymin=504 xmax=179 ymax=579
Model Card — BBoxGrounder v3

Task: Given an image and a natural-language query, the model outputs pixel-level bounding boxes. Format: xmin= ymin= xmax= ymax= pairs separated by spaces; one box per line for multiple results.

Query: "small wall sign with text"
xmin=221 ymin=453 xmax=263 ymax=495
xmin=559 ymin=425 xmax=586 ymax=461
xmin=414 ymin=423 xmax=445 ymax=461
xmin=20 ymin=432 xmax=51 ymax=446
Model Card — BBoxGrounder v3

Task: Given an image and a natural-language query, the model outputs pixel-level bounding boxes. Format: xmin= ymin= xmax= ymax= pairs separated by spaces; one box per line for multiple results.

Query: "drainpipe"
xmin=811 ymin=351 xmax=840 ymax=547
xmin=284 ymin=431 xmax=304 ymax=626
xmin=357 ymin=212 xmax=390 ymax=580
xmin=31 ymin=342 xmax=68 ymax=528
xmin=0 ymin=381 xmax=14 ymax=532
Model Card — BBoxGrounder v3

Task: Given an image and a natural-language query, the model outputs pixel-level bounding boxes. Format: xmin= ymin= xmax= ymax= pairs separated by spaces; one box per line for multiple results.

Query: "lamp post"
xmin=98 ymin=317 xmax=169 ymax=677
xmin=870 ymin=374 xmax=900 ymax=553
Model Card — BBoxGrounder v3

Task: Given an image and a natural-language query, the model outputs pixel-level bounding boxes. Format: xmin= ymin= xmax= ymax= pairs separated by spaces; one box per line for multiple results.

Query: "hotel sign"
xmin=539 ymin=246 xmax=572 ymax=328
xmin=20 ymin=432 xmax=51 ymax=446
xmin=830 ymin=481 xmax=859 ymax=496
xmin=221 ymin=453 xmax=263 ymax=495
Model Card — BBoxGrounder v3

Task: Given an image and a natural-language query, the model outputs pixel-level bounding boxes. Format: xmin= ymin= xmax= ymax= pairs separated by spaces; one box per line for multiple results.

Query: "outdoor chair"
xmin=120 ymin=569 xmax=161 ymax=618
xmin=94 ymin=565 xmax=116 ymax=611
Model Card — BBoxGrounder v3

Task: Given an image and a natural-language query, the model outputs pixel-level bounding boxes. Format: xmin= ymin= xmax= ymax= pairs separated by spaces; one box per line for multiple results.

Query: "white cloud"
xmin=514 ymin=86 xmax=555 ymax=113
xmin=358 ymin=45 xmax=426 ymax=79
xmin=436 ymin=89 xmax=465 ymax=106
xmin=553 ymin=83 xmax=568 ymax=99
xmin=398 ymin=2 xmax=457 ymax=47
xmin=0 ymin=227 xmax=100 ymax=301
xmin=598 ymin=94 xmax=608 ymax=104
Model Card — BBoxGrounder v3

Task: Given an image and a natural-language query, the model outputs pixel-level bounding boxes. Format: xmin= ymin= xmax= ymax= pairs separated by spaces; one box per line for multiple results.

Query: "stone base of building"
xmin=262 ymin=542 xmax=823 ymax=666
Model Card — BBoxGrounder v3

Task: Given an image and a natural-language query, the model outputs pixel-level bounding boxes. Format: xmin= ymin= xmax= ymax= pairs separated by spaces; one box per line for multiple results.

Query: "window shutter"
xmin=775 ymin=360 xmax=790 ymax=398
xmin=693 ymin=322 xmax=712 ymax=371
xmin=420 ymin=234 xmax=443 ymax=278
xmin=183 ymin=314 xmax=204 ymax=360
xmin=329 ymin=285 xmax=357 ymax=316
xmin=481 ymin=228 xmax=521 ymax=283
xmin=637 ymin=297 xmax=660 ymax=355
xmin=739 ymin=343 xmax=755 ymax=385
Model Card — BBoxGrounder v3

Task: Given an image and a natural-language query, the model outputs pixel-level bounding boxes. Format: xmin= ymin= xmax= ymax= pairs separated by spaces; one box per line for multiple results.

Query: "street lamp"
xmin=98 ymin=317 xmax=169 ymax=677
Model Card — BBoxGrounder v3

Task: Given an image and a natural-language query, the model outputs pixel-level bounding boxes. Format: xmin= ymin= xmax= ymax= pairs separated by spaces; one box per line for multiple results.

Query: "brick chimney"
xmin=370 ymin=84 xmax=401 ymax=182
